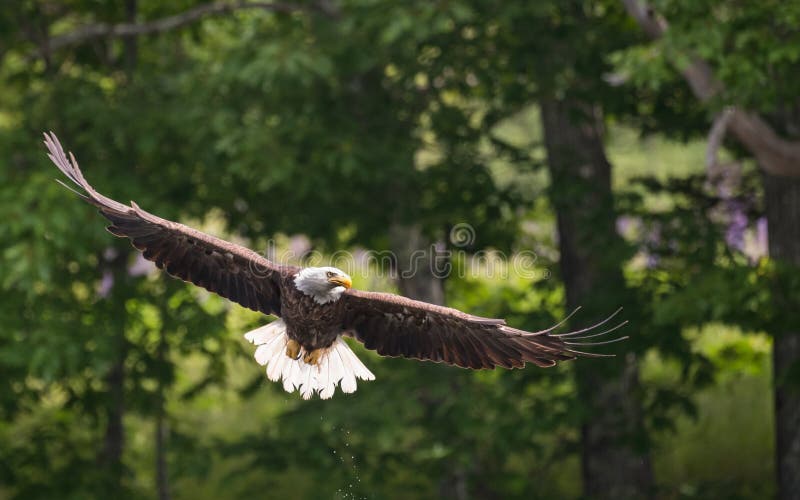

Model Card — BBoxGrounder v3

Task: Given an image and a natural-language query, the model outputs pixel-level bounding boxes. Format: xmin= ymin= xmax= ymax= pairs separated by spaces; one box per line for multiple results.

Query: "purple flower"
xmin=128 ymin=253 xmax=156 ymax=277
xmin=97 ymin=270 xmax=114 ymax=298
xmin=616 ymin=216 xmax=633 ymax=237
xmin=724 ymin=200 xmax=748 ymax=252
xmin=756 ymin=217 xmax=768 ymax=254
xmin=644 ymin=252 xmax=660 ymax=269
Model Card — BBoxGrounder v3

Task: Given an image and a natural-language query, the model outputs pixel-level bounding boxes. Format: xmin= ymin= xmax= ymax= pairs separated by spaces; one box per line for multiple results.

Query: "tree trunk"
xmin=390 ymin=224 xmax=471 ymax=499
xmin=540 ymin=98 xmax=653 ymax=499
xmin=97 ymin=2 xmax=139 ymax=489
xmin=155 ymin=329 xmax=171 ymax=500
xmin=155 ymin=406 xmax=170 ymax=500
xmin=97 ymin=256 xmax=129 ymax=493
xmin=389 ymin=224 xmax=445 ymax=305
xmin=99 ymin=347 xmax=126 ymax=486
xmin=764 ymin=174 xmax=800 ymax=500
xmin=123 ymin=0 xmax=138 ymax=74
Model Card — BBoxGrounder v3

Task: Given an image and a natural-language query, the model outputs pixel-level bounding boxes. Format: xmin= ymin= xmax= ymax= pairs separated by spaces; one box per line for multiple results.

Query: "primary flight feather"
xmin=44 ymin=132 xmax=626 ymax=400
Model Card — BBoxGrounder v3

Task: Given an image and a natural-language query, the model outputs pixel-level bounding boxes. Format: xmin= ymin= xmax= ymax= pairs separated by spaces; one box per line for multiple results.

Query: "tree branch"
xmin=621 ymin=0 xmax=800 ymax=178
xmin=40 ymin=1 xmax=305 ymax=55
xmin=706 ymin=107 xmax=734 ymax=170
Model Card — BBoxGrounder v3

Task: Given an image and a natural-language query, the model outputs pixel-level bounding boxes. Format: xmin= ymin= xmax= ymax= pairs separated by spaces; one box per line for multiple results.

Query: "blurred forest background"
xmin=1 ymin=1 xmax=799 ymax=499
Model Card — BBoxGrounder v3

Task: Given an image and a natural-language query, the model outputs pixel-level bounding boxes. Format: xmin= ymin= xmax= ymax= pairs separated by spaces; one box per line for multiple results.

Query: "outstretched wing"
xmin=44 ymin=132 xmax=296 ymax=316
xmin=339 ymin=289 xmax=626 ymax=369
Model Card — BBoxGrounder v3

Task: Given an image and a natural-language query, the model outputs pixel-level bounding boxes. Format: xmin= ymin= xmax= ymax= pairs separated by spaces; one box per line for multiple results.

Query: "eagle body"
xmin=43 ymin=132 xmax=626 ymax=400
xmin=281 ymin=290 xmax=343 ymax=352
xmin=281 ymin=268 xmax=355 ymax=354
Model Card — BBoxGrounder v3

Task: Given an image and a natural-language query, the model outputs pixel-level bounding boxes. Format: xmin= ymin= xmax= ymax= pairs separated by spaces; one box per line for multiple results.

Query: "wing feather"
xmin=339 ymin=289 xmax=626 ymax=370
xmin=44 ymin=132 xmax=295 ymax=316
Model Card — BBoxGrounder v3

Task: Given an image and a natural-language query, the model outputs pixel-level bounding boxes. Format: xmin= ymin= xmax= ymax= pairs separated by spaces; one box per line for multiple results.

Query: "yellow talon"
xmin=303 ymin=349 xmax=323 ymax=366
xmin=286 ymin=339 xmax=302 ymax=360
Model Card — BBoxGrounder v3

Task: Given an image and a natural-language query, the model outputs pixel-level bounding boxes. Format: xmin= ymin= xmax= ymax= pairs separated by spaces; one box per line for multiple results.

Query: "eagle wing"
xmin=340 ymin=289 xmax=626 ymax=369
xmin=44 ymin=132 xmax=295 ymax=316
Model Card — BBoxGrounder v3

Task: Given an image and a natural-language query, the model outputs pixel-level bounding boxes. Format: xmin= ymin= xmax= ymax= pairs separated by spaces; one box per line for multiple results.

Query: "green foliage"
xmin=0 ymin=0 xmax=793 ymax=498
xmin=614 ymin=0 xmax=800 ymax=114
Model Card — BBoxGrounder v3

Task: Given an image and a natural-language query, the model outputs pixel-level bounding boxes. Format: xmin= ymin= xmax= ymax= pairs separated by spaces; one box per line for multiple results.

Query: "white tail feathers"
xmin=244 ymin=320 xmax=376 ymax=400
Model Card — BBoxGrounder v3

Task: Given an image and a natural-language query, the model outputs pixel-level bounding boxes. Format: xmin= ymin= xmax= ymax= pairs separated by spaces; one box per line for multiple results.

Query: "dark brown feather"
xmin=43 ymin=132 xmax=297 ymax=316
xmin=339 ymin=289 xmax=624 ymax=370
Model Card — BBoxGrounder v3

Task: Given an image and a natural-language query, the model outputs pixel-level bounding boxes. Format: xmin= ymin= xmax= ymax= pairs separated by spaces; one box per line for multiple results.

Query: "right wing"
xmin=44 ymin=132 xmax=296 ymax=316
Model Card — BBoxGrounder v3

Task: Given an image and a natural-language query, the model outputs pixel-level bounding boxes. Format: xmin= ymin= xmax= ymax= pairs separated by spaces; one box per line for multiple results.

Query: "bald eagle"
xmin=44 ymin=132 xmax=626 ymax=400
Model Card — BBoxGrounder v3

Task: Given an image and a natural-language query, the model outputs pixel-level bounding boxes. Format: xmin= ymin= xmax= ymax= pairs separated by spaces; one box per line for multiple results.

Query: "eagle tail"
xmin=244 ymin=320 xmax=375 ymax=400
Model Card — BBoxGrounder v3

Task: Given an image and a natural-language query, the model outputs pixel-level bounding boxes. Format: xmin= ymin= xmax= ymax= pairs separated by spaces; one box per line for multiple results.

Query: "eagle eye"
xmin=326 ymin=271 xmax=335 ymax=278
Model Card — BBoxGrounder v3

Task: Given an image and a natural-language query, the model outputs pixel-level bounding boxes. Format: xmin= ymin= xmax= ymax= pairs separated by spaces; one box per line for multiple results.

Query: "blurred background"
xmin=1 ymin=1 xmax=799 ymax=499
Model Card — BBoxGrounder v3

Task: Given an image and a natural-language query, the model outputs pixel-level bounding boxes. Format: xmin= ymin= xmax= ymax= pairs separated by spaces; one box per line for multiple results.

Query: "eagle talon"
xmin=286 ymin=339 xmax=302 ymax=360
xmin=303 ymin=349 xmax=323 ymax=366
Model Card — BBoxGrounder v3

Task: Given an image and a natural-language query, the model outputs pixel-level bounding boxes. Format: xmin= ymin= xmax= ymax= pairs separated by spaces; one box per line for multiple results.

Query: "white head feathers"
xmin=293 ymin=266 xmax=352 ymax=304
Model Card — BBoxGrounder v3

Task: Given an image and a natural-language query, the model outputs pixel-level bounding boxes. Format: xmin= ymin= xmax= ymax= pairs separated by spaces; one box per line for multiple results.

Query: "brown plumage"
xmin=337 ymin=290 xmax=624 ymax=369
xmin=44 ymin=132 xmax=626 ymax=398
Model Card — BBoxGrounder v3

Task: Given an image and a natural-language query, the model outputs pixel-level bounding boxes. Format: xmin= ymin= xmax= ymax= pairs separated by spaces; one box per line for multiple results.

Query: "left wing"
xmin=339 ymin=289 xmax=626 ymax=369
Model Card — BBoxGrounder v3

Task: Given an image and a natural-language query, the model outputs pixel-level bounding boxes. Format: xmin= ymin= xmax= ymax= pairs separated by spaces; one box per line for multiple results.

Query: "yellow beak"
xmin=328 ymin=275 xmax=352 ymax=289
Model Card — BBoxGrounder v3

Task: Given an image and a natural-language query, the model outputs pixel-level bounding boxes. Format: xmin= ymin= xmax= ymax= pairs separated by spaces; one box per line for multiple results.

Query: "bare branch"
xmin=706 ymin=107 xmax=735 ymax=170
xmin=620 ymin=0 xmax=667 ymax=39
xmin=727 ymin=109 xmax=800 ymax=178
xmin=621 ymin=0 xmax=800 ymax=178
xmin=40 ymin=1 xmax=305 ymax=55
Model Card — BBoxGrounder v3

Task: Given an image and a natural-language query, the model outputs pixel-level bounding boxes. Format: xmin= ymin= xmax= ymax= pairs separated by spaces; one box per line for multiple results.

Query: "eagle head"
xmin=294 ymin=266 xmax=352 ymax=304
